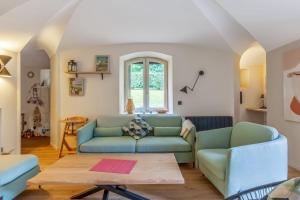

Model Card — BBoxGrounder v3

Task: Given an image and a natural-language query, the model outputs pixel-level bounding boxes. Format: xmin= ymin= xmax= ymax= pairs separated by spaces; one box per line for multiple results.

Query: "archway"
xmin=239 ymin=43 xmax=267 ymax=124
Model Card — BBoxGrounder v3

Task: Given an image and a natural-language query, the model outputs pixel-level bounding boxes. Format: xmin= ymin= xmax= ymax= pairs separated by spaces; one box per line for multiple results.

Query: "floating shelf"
xmin=65 ymin=71 xmax=111 ymax=80
xmin=246 ymin=108 xmax=267 ymax=113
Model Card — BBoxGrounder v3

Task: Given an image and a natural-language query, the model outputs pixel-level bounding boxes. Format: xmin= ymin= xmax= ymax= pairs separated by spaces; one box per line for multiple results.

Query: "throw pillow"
xmin=122 ymin=115 xmax=153 ymax=140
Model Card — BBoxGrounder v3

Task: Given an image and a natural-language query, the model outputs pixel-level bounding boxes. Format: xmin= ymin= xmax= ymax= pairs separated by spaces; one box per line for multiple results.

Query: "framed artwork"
xmin=69 ymin=78 xmax=84 ymax=96
xmin=95 ymin=55 xmax=110 ymax=72
xmin=283 ymin=64 xmax=300 ymax=122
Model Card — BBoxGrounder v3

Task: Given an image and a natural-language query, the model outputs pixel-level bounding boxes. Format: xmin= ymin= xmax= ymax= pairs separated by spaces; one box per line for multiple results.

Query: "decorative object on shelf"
xmin=27 ymin=71 xmax=35 ymax=79
xmin=260 ymin=94 xmax=266 ymax=109
xmin=157 ymin=108 xmax=168 ymax=114
xmin=283 ymin=64 xmax=300 ymax=122
xmin=96 ymin=55 xmax=110 ymax=73
xmin=180 ymin=70 xmax=204 ymax=94
xmin=126 ymin=98 xmax=135 ymax=114
xmin=68 ymin=60 xmax=78 ymax=72
xmin=0 ymin=55 xmax=12 ymax=77
xmin=69 ymin=78 xmax=84 ymax=96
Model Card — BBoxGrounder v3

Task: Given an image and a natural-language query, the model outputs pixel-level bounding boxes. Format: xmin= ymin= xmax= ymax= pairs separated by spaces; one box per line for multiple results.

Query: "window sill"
xmin=119 ymin=112 xmax=174 ymax=115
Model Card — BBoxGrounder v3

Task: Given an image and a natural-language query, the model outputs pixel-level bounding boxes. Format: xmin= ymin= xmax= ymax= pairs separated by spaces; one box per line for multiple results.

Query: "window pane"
xmin=129 ymin=62 xmax=144 ymax=109
xmin=149 ymin=62 xmax=165 ymax=108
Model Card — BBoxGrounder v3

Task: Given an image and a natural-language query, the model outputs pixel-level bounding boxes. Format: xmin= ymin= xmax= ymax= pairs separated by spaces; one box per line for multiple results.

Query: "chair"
xmin=0 ymin=155 xmax=39 ymax=200
xmin=59 ymin=116 xmax=88 ymax=158
xmin=195 ymin=122 xmax=288 ymax=198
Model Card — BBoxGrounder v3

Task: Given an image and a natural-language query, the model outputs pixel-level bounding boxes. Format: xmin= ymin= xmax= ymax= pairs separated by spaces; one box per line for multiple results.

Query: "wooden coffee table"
xmin=28 ymin=154 xmax=184 ymax=200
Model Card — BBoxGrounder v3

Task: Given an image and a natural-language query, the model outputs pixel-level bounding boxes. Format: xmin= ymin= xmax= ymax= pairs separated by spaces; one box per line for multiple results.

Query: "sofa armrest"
xmin=195 ymin=127 xmax=232 ymax=151
xmin=225 ymin=134 xmax=288 ymax=197
xmin=77 ymin=120 xmax=96 ymax=147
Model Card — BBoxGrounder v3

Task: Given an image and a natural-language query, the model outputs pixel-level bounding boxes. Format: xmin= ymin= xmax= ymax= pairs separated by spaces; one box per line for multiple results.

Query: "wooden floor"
xmin=18 ymin=137 xmax=300 ymax=200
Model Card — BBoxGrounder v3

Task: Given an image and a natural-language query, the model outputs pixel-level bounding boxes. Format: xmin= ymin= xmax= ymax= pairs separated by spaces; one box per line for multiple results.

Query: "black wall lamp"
xmin=180 ymin=70 xmax=204 ymax=94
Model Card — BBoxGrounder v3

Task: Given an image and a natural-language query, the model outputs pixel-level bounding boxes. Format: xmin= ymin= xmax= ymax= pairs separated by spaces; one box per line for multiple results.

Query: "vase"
xmin=126 ymin=99 xmax=135 ymax=114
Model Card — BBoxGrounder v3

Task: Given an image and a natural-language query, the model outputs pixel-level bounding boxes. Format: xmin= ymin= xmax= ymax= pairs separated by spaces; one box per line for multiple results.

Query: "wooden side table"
xmin=59 ymin=116 xmax=88 ymax=158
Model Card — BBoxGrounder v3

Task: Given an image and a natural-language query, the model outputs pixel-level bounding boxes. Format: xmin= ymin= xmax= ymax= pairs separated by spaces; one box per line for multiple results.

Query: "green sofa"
xmin=77 ymin=115 xmax=195 ymax=164
xmin=0 ymin=154 xmax=39 ymax=200
xmin=195 ymin=122 xmax=288 ymax=198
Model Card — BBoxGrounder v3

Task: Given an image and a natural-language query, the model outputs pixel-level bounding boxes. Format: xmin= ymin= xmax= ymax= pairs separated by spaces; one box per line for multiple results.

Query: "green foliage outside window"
xmin=130 ymin=63 xmax=164 ymax=90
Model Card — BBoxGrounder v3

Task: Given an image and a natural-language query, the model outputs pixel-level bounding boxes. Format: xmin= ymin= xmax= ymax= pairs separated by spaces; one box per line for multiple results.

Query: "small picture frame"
xmin=69 ymin=78 xmax=84 ymax=96
xmin=95 ymin=55 xmax=110 ymax=73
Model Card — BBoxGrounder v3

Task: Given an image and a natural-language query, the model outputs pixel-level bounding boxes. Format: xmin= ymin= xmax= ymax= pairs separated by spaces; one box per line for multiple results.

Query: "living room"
xmin=1 ymin=0 xmax=300 ymax=200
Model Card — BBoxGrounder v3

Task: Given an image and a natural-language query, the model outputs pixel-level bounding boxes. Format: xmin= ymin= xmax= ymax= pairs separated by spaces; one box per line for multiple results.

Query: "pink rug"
xmin=90 ymin=158 xmax=137 ymax=174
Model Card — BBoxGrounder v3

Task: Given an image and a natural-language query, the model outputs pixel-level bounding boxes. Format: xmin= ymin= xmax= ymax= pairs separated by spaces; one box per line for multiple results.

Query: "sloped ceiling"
xmin=0 ymin=0 xmax=29 ymax=16
xmin=216 ymin=0 xmax=300 ymax=51
xmin=59 ymin=0 xmax=231 ymax=52
xmin=0 ymin=0 xmax=300 ymax=55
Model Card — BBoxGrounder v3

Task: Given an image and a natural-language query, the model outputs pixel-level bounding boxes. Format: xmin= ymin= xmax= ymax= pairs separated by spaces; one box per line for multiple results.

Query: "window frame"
xmin=124 ymin=57 xmax=168 ymax=113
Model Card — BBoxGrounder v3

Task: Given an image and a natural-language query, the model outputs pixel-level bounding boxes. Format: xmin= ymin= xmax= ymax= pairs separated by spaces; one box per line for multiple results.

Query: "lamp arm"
xmin=190 ymin=73 xmax=201 ymax=91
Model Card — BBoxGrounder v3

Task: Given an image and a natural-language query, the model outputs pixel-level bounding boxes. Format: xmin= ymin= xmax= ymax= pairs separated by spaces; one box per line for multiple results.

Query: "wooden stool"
xmin=59 ymin=116 xmax=88 ymax=158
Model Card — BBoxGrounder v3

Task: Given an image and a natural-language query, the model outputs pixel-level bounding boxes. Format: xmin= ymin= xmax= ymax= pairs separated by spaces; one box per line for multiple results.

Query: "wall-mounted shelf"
xmin=65 ymin=71 xmax=111 ymax=80
xmin=246 ymin=108 xmax=267 ymax=113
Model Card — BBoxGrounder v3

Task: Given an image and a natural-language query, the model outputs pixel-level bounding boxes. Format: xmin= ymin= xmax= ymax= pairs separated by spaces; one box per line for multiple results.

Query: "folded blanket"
xmin=180 ymin=120 xmax=194 ymax=139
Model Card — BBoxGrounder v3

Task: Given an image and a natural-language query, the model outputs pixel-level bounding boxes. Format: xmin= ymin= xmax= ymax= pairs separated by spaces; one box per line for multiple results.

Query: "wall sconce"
xmin=0 ymin=55 xmax=12 ymax=77
xmin=180 ymin=70 xmax=204 ymax=94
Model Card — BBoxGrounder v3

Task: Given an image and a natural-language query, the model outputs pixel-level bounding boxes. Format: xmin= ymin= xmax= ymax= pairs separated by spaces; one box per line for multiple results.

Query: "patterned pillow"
xmin=122 ymin=115 xmax=153 ymax=140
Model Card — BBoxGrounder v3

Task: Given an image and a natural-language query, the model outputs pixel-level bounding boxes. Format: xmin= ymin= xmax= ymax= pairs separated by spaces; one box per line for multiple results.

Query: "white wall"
xmin=267 ymin=40 xmax=300 ymax=170
xmin=51 ymin=43 xmax=236 ymax=147
xmin=50 ymin=54 xmax=61 ymax=148
xmin=0 ymin=49 xmax=20 ymax=153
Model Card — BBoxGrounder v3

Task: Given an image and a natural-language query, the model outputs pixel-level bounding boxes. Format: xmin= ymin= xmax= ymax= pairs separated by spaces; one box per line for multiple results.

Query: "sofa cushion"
xmin=197 ymin=149 xmax=228 ymax=180
xmin=154 ymin=127 xmax=181 ymax=137
xmin=94 ymin=127 xmax=123 ymax=137
xmin=230 ymin=122 xmax=279 ymax=147
xmin=141 ymin=115 xmax=182 ymax=127
xmin=0 ymin=155 xmax=38 ymax=186
xmin=136 ymin=136 xmax=191 ymax=152
xmin=97 ymin=115 xmax=134 ymax=127
xmin=79 ymin=136 xmax=136 ymax=153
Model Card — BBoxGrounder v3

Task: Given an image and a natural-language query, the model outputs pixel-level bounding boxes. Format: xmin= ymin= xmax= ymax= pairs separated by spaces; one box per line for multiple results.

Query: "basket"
xmin=226 ymin=181 xmax=285 ymax=200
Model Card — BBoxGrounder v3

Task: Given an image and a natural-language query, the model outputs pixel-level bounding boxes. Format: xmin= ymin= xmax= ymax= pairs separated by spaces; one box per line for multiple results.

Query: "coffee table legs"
xmin=71 ymin=186 xmax=103 ymax=199
xmin=102 ymin=189 xmax=109 ymax=200
xmin=71 ymin=185 xmax=150 ymax=200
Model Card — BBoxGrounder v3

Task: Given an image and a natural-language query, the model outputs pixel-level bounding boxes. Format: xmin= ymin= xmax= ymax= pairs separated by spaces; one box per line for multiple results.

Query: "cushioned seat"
xmin=197 ymin=149 xmax=228 ymax=180
xmin=77 ymin=115 xmax=196 ymax=164
xmin=0 ymin=155 xmax=38 ymax=186
xmin=80 ymin=136 xmax=136 ymax=153
xmin=196 ymin=122 xmax=288 ymax=198
xmin=136 ymin=136 xmax=191 ymax=152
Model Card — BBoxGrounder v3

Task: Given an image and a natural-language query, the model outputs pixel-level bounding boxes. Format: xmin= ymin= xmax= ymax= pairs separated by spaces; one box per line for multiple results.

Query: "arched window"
xmin=124 ymin=57 xmax=168 ymax=113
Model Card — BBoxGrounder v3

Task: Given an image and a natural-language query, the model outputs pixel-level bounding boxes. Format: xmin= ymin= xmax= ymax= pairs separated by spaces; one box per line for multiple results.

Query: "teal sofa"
xmin=77 ymin=115 xmax=195 ymax=164
xmin=0 ymin=154 xmax=39 ymax=200
xmin=195 ymin=122 xmax=287 ymax=198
